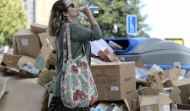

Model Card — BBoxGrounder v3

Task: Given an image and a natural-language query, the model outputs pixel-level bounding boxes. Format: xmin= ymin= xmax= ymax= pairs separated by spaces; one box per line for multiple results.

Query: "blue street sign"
xmin=127 ymin=15 xmax=137 ymax=34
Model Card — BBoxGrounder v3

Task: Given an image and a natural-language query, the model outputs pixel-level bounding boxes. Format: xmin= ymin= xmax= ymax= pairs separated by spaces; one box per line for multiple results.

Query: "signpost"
xmin=127 ymin=15 xmax=137 ymax=35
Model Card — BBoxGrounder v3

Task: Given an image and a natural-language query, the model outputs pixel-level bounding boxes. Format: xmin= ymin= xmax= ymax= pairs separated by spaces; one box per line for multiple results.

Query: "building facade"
xmin=21 ymin=0 xmax=56 ymax=25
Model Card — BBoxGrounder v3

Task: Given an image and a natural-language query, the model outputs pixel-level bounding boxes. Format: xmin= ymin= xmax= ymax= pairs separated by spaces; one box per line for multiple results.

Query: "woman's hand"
xmin=79 ymin=5 xmax=97 ymax=25
xmin=79 ymin=5 xmax=92 ymax=17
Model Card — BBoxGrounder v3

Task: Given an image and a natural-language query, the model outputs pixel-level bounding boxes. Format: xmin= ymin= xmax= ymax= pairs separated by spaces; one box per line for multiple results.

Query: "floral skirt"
xmin=48 ymin=97 xmax=91 ymax=111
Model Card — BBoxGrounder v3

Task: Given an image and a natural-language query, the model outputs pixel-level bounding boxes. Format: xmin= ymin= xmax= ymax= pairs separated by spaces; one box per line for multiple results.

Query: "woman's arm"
xmin=70 ymin=23 xmax=102 ymax=42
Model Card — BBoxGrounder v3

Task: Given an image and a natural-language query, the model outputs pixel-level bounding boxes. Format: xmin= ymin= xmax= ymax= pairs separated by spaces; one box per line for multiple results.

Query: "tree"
xmin=0 ymin=0 xmax=28 ymax=47
xmin=74 ymin=0 xmax=151 ymax=38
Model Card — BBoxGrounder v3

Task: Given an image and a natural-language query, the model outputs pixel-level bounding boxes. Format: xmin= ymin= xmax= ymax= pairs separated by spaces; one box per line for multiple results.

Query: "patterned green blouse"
xmin=53 ymin=21 xmax=102 ymax=97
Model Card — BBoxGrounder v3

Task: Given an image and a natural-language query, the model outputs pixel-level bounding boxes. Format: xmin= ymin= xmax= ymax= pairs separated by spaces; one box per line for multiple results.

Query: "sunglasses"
xmin=66 ymin=3 xmax=75 ymax=10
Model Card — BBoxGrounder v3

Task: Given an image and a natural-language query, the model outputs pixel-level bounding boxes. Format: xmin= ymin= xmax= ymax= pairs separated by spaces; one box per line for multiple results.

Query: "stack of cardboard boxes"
xmin=1 ymin=23 xmax=56 ymax=77
xmin=0 ymin=23 xmax=56 ymax=111
xmin=1 ymin=23 xmax=190 ymax=111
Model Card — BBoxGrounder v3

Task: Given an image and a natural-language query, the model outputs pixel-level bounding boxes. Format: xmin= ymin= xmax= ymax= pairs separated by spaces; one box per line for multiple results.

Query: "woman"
xmin=48 ymin=0 xmax=102 ymax=110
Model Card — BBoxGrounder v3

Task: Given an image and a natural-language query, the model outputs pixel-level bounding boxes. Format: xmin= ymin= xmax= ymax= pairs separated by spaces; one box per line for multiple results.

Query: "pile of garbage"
xmin=0 ymin=23 xmax=189 ymax=111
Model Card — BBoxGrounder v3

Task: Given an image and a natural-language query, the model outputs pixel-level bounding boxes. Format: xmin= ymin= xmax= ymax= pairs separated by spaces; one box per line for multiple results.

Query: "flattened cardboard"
xmin=30 ymin=23 xmax=47 ymax=33
xmin=2 ymin=54 xmax=22 ymax=68
xmin=14 ymin=29 xmax=41 ymax=58
xmin=0 ymin=77 xmax=47 ymax=111
xmin=17 ymin=56 xmax=37 ymax=68
xmin=91 ymin=62 xmax=136 ymax=100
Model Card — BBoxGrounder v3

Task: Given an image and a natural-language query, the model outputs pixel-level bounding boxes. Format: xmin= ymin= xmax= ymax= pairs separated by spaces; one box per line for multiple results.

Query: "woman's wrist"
xmin=87 ymin=14 xmax=97 ymax=25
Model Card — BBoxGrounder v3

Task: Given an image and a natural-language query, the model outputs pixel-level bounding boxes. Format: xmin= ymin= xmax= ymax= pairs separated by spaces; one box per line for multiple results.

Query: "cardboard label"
xmin=163 ymin=105 xmax=170 ymax=111
xmin=181 ymin=69 xmax=186 ymax=77
xmin=147 ymin=105 xmax=152 ymax=111
xmin=21 ymin=39 xmax=28 ymax=46
xmin=35 ymin=54 xmax=47 ymax=70
xmin=111 ymin=86 xmax=119 ymax=91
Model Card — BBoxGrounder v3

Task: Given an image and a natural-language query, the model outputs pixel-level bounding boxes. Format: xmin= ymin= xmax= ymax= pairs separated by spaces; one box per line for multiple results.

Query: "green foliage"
xmin=74 ymin=0 xmax=151 ymax=38
xmin=0 ymin=0 xmax=28 ymax=47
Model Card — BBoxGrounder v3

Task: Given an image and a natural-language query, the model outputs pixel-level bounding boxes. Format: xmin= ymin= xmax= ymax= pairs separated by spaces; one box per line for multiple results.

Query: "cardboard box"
xmin=150 ymin=82 xmax=181 ymax=104
xmin=125 ymin=86 xmax=180 ymax=111
xmin=41 ymin=38 xmax=55 ymax=62
xmin=124 ymin=91 xmax=139 ymax=111
xmin=39 ymin=33 xmax=50 ymax=46
xmin=147 ymin=65 xmax=164 ymax=87
xmin=46 ymin=59 xmax=56 ymax=70
xmin=164 ymin=78 xmax=190 ymax=104
xmin=91 ymin=62 xmax=136 ymax=100
xmin=140 ymin=94 xmax=172 ymax=111
xmin=103 ymin=49 xmax=121 ymax=62
xmin=12 ymin=37 xmax=18 ymax=55
xmin=164 ymin=68 xmax=185 ymax=80
xmin=39 ymin=33 xmax=56 ymax=50
xmin=49 ymin=53 xmax=56 ymax=60
xmin=14 ymin=29 xmax=41 ymax=58
xmin=30 ymin=23 xmax=47 ymax=33
xmin=2 ymin=54 xmax=22 ymax=68
xmin=37 ymin=68 xmax=56 ymax=86
xmin=97 ymin=48 xmax=121 ymax=62
xmin=97 ymin=50 xmax=110 ymax=62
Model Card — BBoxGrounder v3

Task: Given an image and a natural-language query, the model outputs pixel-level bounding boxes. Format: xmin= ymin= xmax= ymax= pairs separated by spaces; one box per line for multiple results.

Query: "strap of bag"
xmin=64 ymin=23 xmax=85 ymax=60
xmin=63 ymin=24 xmax=68 ymax=62
xmin=66 ymin=23 xmax=72 ymax=59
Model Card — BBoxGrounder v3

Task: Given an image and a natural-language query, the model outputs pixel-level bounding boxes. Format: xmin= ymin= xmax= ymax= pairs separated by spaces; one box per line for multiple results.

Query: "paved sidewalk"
xmin=0 ymin=54 xmax=3 ymax=63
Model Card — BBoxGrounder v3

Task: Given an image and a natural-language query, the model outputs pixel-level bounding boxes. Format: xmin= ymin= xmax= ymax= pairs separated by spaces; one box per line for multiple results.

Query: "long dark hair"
xmin=48 ymin=0 xmax=67 ymax=36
